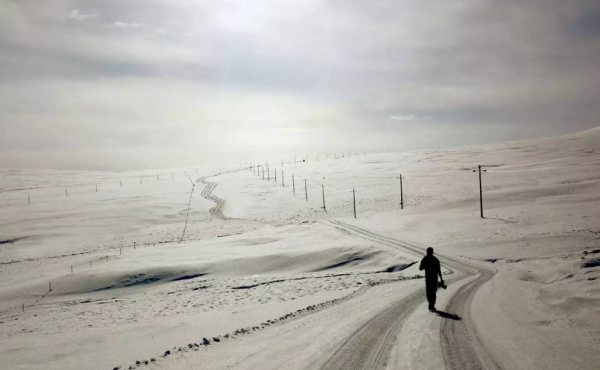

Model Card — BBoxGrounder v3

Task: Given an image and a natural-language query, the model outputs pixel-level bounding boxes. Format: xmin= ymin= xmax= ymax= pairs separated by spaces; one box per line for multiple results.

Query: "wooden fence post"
xmin=353 ymin=188 xmax=356 ymax=218
xmin=305 ymin=179 xmax=308 ymax=201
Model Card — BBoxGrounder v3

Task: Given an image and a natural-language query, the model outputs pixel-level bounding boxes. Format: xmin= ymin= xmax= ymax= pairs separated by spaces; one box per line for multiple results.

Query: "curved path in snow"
xmin=197 ymin=176 xmax=228 ymax=219
xmin=322 ymin=220 xmax=502 ymax=370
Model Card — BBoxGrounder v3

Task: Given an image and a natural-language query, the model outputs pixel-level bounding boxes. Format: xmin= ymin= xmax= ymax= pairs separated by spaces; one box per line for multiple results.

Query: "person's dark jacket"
xmin=419 ymin=255 xmax=441 ymax=288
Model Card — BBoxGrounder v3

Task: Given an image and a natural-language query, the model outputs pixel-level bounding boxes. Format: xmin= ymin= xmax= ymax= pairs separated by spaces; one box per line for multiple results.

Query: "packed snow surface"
xmin=1 ymin=128 xmax=600 ymax=370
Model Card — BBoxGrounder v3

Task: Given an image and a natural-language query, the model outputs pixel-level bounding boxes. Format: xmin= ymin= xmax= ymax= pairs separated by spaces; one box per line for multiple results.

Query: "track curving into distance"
xmin=322 ymin=220 xmax=502 ymax=370
xmin=197 ymin=176 xmax=228 ymax=219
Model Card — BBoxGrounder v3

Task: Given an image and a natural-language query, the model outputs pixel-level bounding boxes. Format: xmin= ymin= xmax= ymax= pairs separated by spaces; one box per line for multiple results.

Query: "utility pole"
xmin=397 ymin=174 xmax=404 ymax=210
xmin=474 ymin=165 xmax=486 ymax=218
xmin=321 ymin=184 xmax=326 ymax=210
xmin=293 ymin=175 xmax=296 ymax=194
xmin=479 ymin=165 xmax=484 ymax=218
xmin=353 ymin=188 xmax=356 ymax=218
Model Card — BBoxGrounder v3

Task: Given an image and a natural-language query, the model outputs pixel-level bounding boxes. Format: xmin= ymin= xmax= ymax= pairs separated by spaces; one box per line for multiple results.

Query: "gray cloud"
xmin=1 ymin=0 xmax=600 ymax=170
xmin=69 ymin=9 xmax=97 ymax=21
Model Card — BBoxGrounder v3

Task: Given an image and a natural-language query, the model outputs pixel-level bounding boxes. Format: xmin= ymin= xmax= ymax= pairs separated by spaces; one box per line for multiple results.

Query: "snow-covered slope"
xmin=1 ymin=127 xmax=599 ymax=370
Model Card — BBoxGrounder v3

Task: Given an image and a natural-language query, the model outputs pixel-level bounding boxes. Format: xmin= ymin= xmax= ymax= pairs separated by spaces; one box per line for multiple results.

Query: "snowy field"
xmin=1 ymin=128 xmax=600 ymax=370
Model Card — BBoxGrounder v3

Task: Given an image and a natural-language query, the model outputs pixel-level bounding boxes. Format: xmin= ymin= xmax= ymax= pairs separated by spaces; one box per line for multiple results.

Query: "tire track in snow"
xmin=322 ymin=220 xmax=502 ymax=370
xmin=440 ymin=267 xmax=502 ymax=370
xmin=197 ymin=176 xmax=228 ymax=219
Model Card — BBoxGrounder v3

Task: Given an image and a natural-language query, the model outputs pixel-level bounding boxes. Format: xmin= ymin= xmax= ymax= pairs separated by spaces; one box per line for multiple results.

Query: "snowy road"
xmin=323 ymin=221 xmax=502 ymax=370
xmin=198 ymin=176 xmax=228 ymax=219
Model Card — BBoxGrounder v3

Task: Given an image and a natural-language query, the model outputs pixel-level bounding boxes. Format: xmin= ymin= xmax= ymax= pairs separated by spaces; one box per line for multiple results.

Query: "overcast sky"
xmin=1 ymin=0 xmax=600 ymax=170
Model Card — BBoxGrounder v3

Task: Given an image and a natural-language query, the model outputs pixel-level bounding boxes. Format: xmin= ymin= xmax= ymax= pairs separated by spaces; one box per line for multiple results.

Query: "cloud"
xmin=2 ymin=0 xmax=600 ymax=170
xmin=69 ymin=10 xmax=97 ymax=22
xmin=389 ymin=115 xmax=417 ymax=121
xmin=389 ymin=114 xmax=434 ymax=121
xmin=109 ymin=21 xmax=143 ymax=28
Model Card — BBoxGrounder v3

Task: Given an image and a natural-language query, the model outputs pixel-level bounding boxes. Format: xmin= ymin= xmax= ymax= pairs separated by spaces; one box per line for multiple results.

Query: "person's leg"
xmin=430 ymin=290 xmax=436 ymax=311
xmin=426 ymin=284 xmax=437 ymax=311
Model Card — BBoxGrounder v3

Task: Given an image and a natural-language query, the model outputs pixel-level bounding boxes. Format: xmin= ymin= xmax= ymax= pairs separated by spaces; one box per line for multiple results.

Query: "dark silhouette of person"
xmin=419 ymin=247 xmax=444 ymax=312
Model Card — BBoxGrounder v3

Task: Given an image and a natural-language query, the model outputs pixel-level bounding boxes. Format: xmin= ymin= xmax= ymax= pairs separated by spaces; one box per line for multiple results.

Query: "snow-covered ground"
xmin=1 ymin=128 xmax=600 ymax=370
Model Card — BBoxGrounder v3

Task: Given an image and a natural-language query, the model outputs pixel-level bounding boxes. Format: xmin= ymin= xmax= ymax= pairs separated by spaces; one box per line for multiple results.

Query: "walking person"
xmin=419 ymin=247 xmax=444 ymax=312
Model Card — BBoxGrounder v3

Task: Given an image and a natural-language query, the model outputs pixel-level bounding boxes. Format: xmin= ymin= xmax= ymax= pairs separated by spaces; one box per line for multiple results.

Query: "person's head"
xmin=426 ymin=247 xmax=434 ymax=256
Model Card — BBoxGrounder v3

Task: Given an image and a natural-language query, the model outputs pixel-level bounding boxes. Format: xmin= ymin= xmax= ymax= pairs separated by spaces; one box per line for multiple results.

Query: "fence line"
xmin=179 ymin=178 xmax=196 ymax=243
xmin=241 ymin=153 xmax=600 ymax=220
